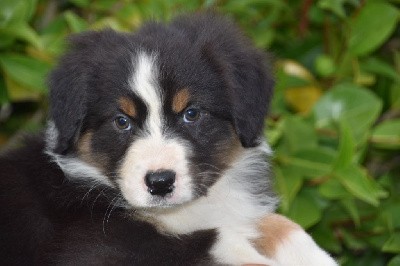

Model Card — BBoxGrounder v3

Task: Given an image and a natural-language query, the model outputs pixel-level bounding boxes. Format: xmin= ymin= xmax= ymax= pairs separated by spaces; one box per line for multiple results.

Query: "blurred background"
xmin=0 ymin=0 xmax=399 ymax=265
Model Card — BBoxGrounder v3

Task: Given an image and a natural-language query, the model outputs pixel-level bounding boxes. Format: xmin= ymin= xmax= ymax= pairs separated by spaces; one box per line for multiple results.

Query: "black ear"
xmin=48 ymin=31 xmax=105 ymax=154
xmin=228 ymin=52 xmax=274 ymax=148
xmin=173 ymin=13 xmax=274 ymax=147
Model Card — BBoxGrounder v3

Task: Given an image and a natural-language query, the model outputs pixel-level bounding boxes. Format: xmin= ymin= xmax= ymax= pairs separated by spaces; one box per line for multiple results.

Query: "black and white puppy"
xmin=0 ymin=13 xmax=336 ymax=265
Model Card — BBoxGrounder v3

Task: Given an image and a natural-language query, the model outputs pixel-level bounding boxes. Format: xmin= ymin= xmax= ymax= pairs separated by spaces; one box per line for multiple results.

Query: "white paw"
xmin=273 ymin=230 xmax=337 ymax=266
xmin=211 ymin=229 xmax=277 ymax=266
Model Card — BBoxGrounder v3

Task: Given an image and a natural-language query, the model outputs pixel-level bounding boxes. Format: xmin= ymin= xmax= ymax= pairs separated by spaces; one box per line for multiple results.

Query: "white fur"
xmin=129 ymin=51 xmax=163 ymax=137
xmin=212 ymin=228 xmax=277 ymax=265
xmin=147 ymin=142 xmax=278 ymax=264
xmin=44 ymin=120 xmax=59 ymax=151
xmin=44 ymin=121 xmax=113 ymax=187
xmin=45 ymin=150 xmax=114 ymax=187
xmin=272 ymin=230 xmax=338 ymax=266
xmin=118 ymin=137 xmax=193 ymax=207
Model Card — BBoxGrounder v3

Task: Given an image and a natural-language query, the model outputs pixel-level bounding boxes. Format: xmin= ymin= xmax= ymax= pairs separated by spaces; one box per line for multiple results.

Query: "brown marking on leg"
xmin=172 ymin=88 xmax=190 ymax=113
xmin=119 ymin=97 xmax=137 ymax=118
xmin=254 ymin=214 xmax=302 ymax=258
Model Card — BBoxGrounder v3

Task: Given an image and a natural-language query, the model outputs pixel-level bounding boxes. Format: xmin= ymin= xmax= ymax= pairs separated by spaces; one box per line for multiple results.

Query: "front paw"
xmin=255 ymin=214 xmax=337 ymax=266
xmin=211 ymin=228 xmax=277 ymax=266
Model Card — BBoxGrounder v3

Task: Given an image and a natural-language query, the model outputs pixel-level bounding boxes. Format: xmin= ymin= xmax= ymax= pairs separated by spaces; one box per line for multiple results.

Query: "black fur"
xmin=0 ymin=13 xmax=273 ymax=265
xmin=0 ymin=137 xmax=216 ymax=265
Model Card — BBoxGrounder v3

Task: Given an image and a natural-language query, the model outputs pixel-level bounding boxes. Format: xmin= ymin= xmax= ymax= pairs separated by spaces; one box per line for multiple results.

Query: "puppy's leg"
xmin=210 ymin=228 xmax=277 ymax=266
xmin=255 ymin=214 xmax=337 ymax=266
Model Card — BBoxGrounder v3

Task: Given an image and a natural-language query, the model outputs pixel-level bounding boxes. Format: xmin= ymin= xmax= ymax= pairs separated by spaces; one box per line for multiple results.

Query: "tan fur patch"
xmin=254 ymin=214 xmax=302 ymax=257
xmin=172 ymin=88 xmax=190 ymax=113
xmin=77 ymin=132 xmax=93 ymax=162
xmin=217 ymin=125 xmax=243 ymax=167
xmin=220 ymin=129 xmax=244 ymax=166
xmin=119 ymin=97 xmax=137 ymax=118
xmin=77 ymin=132 xmax=108 ymax=171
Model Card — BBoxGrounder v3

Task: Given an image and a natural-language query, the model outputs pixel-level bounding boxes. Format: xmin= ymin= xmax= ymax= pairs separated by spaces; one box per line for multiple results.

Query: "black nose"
xmin=145 ymin=170 xmax=176 ymax=196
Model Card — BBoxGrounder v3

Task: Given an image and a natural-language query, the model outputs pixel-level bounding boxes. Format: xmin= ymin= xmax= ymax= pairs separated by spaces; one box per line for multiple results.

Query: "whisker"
xmin=102 ymin=196 xmax=119 ymax=235
xmin=106 ymin=197 xmax=122 ymax=225
xmin=90 ymin=187 xmax=108 ymax=220
xmin=80 ymin=182 xmax=102 ymax=204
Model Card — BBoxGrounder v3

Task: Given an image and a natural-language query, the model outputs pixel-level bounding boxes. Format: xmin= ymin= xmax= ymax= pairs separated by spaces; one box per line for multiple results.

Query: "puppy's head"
xmin=46 ymin=14 xmax=274 ymax=209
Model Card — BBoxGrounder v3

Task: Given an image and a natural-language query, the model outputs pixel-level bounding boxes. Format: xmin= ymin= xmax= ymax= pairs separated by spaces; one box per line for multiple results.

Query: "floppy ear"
xmin=48 ymin=31 xmax=104 ymax=154
xmin=227 ymin=50 xmax=274 ymax=148
xmin=179 ymin=13 xmax=274 ymax=147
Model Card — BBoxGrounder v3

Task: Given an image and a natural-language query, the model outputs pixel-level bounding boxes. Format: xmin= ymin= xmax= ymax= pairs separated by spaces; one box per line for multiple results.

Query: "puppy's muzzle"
xmin=145 ymin=170 xmax=176 ymax=196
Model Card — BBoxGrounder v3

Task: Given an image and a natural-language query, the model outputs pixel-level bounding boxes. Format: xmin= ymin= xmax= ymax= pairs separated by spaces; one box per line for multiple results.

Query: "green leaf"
xmin=0 ymin=22 xmax=41 ymax=48
xmin=281 ymin=116 xmax=318 ymax=153
xmin=276 ymin=72 xmax=311 ymax=92
xmin=265 ymin=118 xmax=284 ymax=146
xmin=311 ymin=222 xmax=342 ymax=253
xmin=318 ymin=0 xmax=347 ymax=18
xmin=69 ymin=0 xmax=90 ymax=8
xmin=388 ymin=255 xmax=400 ymax=266
xmin=340 ymin=198 xmax=360 ymax=226
xmin=349 ymin=2 xmax=399 ymax=56
xmin=313 ymin=83 xmax=382 ymax=141
xmin=91 ymin=0 xmax=117 ymax=11
xmin=64 ymin=11 xmax=88 ymax=33
xmin=361 ymin=57 xmax=400 ymax=83
xmin=275 ymin=166 xmax=303 ymax=212
xmin=333 ymin=121 xmax=355 ymax=170
xmin=341 ymin=229 xmax=367 ymax=250
xmin=391 ymin=84 xmax=400 ymax=108
xmin=383 ymin=233 xmax=400 ymax=253
xmin=383 ymin=203 xmax=400 ymax=231
xmin=0 ymin=0 xmax=37 ymax=26
xmin=0 ymin=54 xmax=51 ymax=93
xmin=371 ymin=119 xmax=400 ymax=149
xmin=285 ymin=147 xmax=336 ymax=179
xmin=286 ymin=189 xmax=323 ymax=229
xmin=0 ymin=76 xmax=9 ymax=104
xmin=319 ymin=178 xmax=350 ymax=199
xmin=335 ymin=165 xmax=385 ymax=206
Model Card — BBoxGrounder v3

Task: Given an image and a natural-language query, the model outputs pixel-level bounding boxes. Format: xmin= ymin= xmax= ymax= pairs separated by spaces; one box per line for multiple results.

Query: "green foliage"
xmin=0 ymin=0 xmax=399 ymax=264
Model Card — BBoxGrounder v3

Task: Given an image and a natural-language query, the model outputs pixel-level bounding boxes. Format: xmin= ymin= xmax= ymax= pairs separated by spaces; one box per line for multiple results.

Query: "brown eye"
xmin=183 ymin=108 xmax=201 ymax=123
xmin=115 ymin=116 xmax=131 ymax=130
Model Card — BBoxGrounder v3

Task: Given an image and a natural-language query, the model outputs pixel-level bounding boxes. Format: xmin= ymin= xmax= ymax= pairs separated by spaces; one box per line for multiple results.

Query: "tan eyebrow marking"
xmin=172 ymin=88 xmax=190 ymax=113
xmin=119 ymin=97 xmax=137 ymax=118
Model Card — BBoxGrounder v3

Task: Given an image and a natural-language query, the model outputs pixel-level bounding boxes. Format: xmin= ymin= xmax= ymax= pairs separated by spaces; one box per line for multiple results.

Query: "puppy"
xmin=0 ymin=13 xmax=336 ymax=265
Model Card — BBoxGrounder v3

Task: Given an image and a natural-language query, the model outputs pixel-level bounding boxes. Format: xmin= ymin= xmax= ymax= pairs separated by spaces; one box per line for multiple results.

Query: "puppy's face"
xmin=78 ymin=51 xmax=241 ymax=208
xmin=47 ymin=15 xmax=273 ymax=210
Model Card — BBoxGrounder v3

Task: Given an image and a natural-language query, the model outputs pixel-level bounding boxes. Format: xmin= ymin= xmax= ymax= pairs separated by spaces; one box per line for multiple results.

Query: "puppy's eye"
xmin=183 ymin=108 xmax=201 ymax=123
xmin=115 ymin=116 xmax=131 ymax=130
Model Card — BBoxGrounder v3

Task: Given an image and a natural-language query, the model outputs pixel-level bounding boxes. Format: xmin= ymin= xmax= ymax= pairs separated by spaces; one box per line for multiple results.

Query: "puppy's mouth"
xmin=145 ymin=194 xmax=180 ymax=209
xmin=130 ymin=191 xmax=192 ymax=210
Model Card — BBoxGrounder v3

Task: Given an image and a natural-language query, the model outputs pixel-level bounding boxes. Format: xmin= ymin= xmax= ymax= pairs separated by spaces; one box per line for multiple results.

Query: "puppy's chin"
xmin=138 ymin=196 xmax=191 ymax=210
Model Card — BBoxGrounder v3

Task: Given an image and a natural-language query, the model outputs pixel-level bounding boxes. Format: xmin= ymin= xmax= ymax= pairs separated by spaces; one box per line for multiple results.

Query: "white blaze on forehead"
xmin=119 ymin=51 xmax=193 ymax=208
xmin=129 ymin=51 xmax=163 ymax=136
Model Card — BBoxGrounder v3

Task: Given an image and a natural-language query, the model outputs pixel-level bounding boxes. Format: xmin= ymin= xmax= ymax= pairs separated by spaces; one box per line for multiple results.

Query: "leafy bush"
xmin=0 ymin=0 xmax=399 ymax=264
